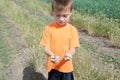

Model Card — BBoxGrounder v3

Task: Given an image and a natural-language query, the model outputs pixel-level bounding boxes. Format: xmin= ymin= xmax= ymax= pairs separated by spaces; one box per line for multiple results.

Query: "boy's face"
xmin=53 ymin=10 xmax=72 ymax=26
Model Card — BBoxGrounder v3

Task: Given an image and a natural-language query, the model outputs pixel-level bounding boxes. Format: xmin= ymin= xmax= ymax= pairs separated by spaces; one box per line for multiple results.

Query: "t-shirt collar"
xmin=54 ymin=22 xmax=68 ymax=28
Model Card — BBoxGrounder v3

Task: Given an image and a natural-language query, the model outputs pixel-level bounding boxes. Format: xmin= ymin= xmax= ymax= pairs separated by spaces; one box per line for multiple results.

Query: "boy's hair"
xmin=52 ymin=0 xmax=73 ymax=12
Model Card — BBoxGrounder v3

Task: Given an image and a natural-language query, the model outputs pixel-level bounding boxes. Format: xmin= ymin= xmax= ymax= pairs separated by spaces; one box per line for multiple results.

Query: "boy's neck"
xmin=56 ymin=22 xmax=67 ymax=27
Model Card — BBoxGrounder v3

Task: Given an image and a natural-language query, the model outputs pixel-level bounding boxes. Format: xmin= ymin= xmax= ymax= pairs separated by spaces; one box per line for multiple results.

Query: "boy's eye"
xmin=56 ymin=15 xmax=60 ymax=17
xmin=56 ymin=14 xmax=68 ymax=18
xmin=63 ymin=15 xmax=67 ymax=18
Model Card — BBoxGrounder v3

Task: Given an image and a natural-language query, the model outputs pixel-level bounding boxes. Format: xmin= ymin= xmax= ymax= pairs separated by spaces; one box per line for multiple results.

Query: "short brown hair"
xmin=52 ymin=0 xmax=73 ymax=12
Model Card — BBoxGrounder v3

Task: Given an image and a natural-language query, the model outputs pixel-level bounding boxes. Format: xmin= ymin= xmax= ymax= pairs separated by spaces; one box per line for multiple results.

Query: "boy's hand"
xmin=64 ymin=52 xmax=72 ymax=61
xmin=50 ymin=54 xmax=60 ymax=63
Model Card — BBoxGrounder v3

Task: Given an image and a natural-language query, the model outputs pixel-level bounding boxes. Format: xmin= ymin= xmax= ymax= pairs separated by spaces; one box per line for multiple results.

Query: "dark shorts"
xmin=48 ymin=69 xmax=74 ymax=80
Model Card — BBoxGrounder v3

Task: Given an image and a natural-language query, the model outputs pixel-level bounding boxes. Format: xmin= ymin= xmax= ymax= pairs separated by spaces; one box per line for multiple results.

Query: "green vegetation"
xmin=0 ymin=14 xmax=11 ymax=80
xmin=73 ymin=0 xmax=120 ymax=20
xmin=0 ymin=35 xmax=8 ymax=80
xmin=72 ymin=0 xmax=120 ymax=47
xmin=71 ymin=11 xmax=120 ymax=47
xmin=0 ymin=31 xmax=9 ymax=65
xmin=0 ymin=0 xmax=120 ymax=80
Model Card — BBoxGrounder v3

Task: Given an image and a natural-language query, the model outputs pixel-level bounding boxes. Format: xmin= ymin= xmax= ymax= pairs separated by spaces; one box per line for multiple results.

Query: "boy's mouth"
xmin=59 ymin=21 xmax=66 ymax=25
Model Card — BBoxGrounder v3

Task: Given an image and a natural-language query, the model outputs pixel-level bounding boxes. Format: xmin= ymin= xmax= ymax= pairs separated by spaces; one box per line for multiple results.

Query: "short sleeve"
xmin=70 ymin=27 xmax=80 ymax=48
xmin=40 ymin=26 xmax=51 ymax=47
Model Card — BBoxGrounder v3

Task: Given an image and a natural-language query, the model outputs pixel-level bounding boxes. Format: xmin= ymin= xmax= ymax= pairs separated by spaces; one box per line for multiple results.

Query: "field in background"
xmin=0 ymin=0 xmax=120 ymax=80
xmin=73 ymin=0 xmax=120 ymax=20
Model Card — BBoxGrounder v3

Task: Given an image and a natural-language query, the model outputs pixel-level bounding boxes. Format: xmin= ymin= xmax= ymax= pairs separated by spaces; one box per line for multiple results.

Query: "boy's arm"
xmin=68 ymin=47 xmax=75 ymax=56
xmin=44 ymin=46 xmax=60 ymax=63
xmin=44 ymin=46 xmax=54 ymax=56
xmin=64 ymin=47 xmax=75 ymax=60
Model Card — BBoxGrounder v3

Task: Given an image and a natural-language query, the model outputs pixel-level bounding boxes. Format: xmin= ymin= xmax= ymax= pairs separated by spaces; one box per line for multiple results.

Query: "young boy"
xmin=40 ymin=0 xmax=80 ymax=80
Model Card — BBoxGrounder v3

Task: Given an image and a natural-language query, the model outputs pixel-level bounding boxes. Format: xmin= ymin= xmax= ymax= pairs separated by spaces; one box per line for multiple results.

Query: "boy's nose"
xmin=59 ymin=17 xmax=64 ymax=21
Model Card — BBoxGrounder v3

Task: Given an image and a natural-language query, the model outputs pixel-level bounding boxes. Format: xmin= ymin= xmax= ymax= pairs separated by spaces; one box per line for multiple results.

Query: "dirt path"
xmin=78 ymin=28 xmax=120 ymax=69
xmin=78 ymin=29 xmax=120 ymax=52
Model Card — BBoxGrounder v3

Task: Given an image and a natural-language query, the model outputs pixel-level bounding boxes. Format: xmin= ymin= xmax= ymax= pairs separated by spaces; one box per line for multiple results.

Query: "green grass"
xmin=72 ymin=0 xmax=120 ymax=47
xmin=0 ymin=0 xmax=120 ymax=80
xmin=0 ymin=35 xmax=8 ymax=80
xmin=0 ymin=15 xmax=11 ymax=66
xmin=73 ymin=39 xmax=120 ymax=80
xmin=71 ymin=11 xmax=120 ymax=47
xmin=0 ymin=14 xmax=11 ymax=80
xmin=73 ymin=0 xmax=120 ymax=20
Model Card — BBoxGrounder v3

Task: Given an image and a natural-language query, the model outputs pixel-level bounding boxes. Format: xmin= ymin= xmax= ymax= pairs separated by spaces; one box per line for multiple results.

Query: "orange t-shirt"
xmin=40 ymin=22 xmax=80 ymax=72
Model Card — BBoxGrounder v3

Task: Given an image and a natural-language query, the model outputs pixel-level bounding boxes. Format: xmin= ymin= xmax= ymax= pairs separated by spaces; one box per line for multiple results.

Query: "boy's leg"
xmin=48 ymin=69 xmax=62 ymax=80
xmin=48 ymin=69 xmax=74 ymax=80
xmin=62 ymin=72 xmax=74 ymax=80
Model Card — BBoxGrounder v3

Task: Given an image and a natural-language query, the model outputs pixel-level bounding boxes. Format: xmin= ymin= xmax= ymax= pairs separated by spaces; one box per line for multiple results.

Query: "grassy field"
xmin=73 ymin=0 xmax=120 ymax=48
xmin=71 ymin=11 xmax=120 ymax=47
xmin=73 ymin=0 xmax=120 ymax=20
xmin=72 ymin=0 xmax=120 ymax=48
xmin=0 ymin=13 xmax=12 ymax=80
xmin=0 ymin=0 xmax=120 ymax=80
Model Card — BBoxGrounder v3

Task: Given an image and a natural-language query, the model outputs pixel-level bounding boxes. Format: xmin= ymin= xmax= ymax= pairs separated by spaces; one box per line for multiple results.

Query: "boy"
xmin=40 ymin=0 xmax=80 ymax=80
